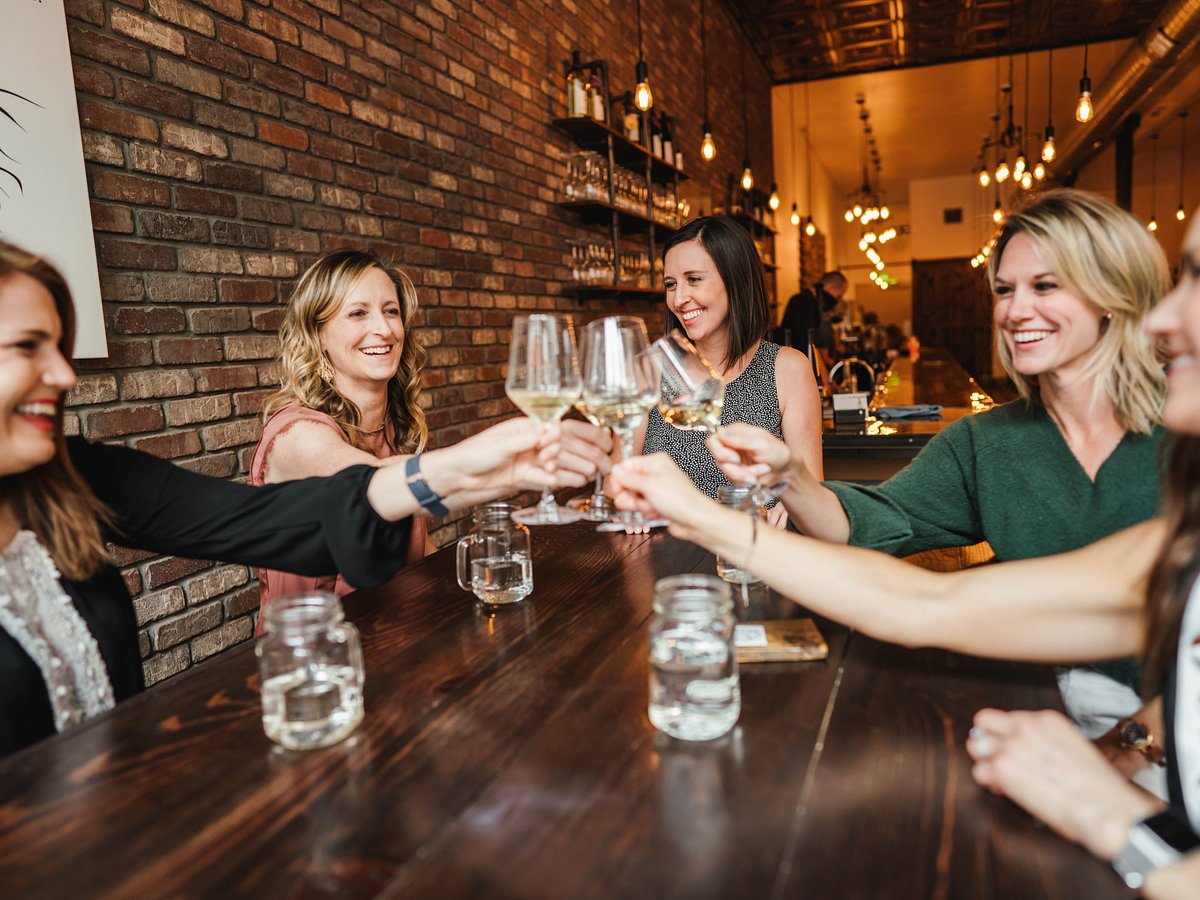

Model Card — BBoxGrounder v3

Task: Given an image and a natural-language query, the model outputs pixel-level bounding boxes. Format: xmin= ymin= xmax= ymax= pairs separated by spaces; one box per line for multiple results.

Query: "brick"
xmin=274 ymin=0 xmax=321 ymax=26
xmin=185 ymin=34 xmax=251 ymax=78
xmin=190 ymin=618 xmax=253 ymax=663
xmin=174 ymin=185 xmax=238 ymax=217
xmin=147 ymin=274 xmax=216 ymax=303
xmin=111 ymin=8 xmax=186 ymax=55
xmin=74 ymin=61 xmax=115 ymax=98
xmin=224 ymin=334 xmax=278 ymax=360
xmin=133 ymin=586 xmax=187 ymax=626
xmin=249 ymin=308 xmax=284 ymax=331
xmin=204 ymin=163 xmax=261 ymax=191
xmin=119 ymin=79 xmax=191 ymax=119
xmin=85 ymin=404 xmax=165 ymax=439
xmin=100 ymin=240 xmax=176 ymax=271
xmin=195 ymin=101 xmax=256 ymax=137
xmin=219 ymin=21 xmax=277 ymax=61
xmin=133 ymin=429 xmax=203 ymax=460
xmin=228 ymin=138 xmax=286 ymax=170
xmin=155 ymin=337 xmax=224 ymax=365
xmin=203 ymin=420 xmax=263 ymax=452
xmin=69 ymin=27 xmax=152 ymax=76
xmin=312 ymin=134 xmax=354 ymax=162
xmin=93 ymin=171 xmax=170 ymax=207
xmin=272 ymin=229 xmax=321 ymax=253
xmin=113 ymin=306 xmax=186 ymax=335
xmin=245 ymin=192 xmax=300 ymax=220
xmin=66 ymin=0 xmax=104 ymax=25
xmin=138 ymin=631 xmax=151 ymax=660
xmin=82 ymin=131 xmax=126 ymax=166
xmin=219 ymin=279 xmax=278 ymax=303
xmin=224 ymin=585 xmax=261 ymax=619
xmin=323 ymin=15 xmax=365 ymax=50
xmin=319 ymin=184 xmax=362 ymax=210
xmin=234 ymin=387 xmax=275 ymax=414
xmin=181 ymin=248 xmax=244 ymax=274
xmin=244 ymin=254 xmax=297 ymax=277
xmin=279 ymin=45 xmax=325 ymax=81
xmin=131 ymin=144 xmax=203 ymax=181
xmin=147 ymin=0 xmax=216 ymax=37
xmin=75 ymin=339 xmax=154 ymax=370
xmin=143 ymin=645 xmax=190 ymax=686
xmin=224 ymin=82 xmax=280 ymax=117
xmin=258 ymin=120 xmax=308 ymax=150
xmin=247 ymin=7 xmax=299 ymax=44
xmin=67 ymin=374 xmax=119 ymax=406
xmin=184 ymin=564 xmax=250 ymax=605
xmin=190 ymin=307 xmax=251 ymax=333
xmin=194 ymin=365 xmax=258 ymax=393
xmin=79 ymin=101 xmax=158 ymax=142
xmin=178 ymin=451 xmax=237 ymax=477
xmin=151 ymin=602 xmax=222 ymax=649
xmin=194 ymin=0 xmax=244 ymax=17
xmin=250 ymin=62 xmax=304 ymax=98
xmin=139 ymin=211 xmax=211 ymax=242
xmin=165 ymin=394 xmax=232 ymax=426
xmin=91 ymin=202 xmax=135 ymax=234
xmin=155 ymin=56 xmax=222 ymax=99
xmin=162 ymin=122 xmax=229 ymax=158
xmin=122 ymin=370 xmax=196 ymax=400
xmin=305 ymin=81 xmax=349 ymax=114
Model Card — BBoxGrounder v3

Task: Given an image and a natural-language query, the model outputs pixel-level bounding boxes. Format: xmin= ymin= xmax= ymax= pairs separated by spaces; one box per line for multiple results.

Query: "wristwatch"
xmin=1112 ymin=810 xmax=1200 ymax=890
xmin=1117 ymin=716 xmax=1166 ymax=766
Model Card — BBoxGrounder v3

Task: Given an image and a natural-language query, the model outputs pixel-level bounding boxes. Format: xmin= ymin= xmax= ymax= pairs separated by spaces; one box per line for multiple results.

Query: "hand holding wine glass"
xmin=505 ymin=313 xmax=583 ymax=525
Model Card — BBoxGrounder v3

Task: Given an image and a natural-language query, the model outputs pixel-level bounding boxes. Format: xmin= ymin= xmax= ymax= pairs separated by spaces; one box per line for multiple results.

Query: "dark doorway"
xmin=912 ymin=258 xmax=994 ymax=380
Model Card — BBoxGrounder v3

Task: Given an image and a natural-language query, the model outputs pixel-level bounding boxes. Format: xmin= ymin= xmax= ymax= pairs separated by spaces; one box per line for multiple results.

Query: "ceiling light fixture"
xmin=1178 ymin=110 xmax=1189 ymax=222
xmin=1075 ymin=42 xmax=1093 ymax=123
xmin=1042 ymin=42 xmax=1056 ymax=162
xmin=739 ymin=42 xmax=753 ymax=192
xmin=634 ymin=0 xmax=653 ymax=111
xmin=1148 ymin=132 xmax=1159 ymax=232
xmin=699 ymin=0 xmax=715 ymax=161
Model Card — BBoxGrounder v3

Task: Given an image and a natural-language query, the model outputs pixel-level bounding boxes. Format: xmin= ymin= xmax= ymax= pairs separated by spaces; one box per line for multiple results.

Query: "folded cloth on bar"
xmin=873 ymin=404 xmax=943 ymax=420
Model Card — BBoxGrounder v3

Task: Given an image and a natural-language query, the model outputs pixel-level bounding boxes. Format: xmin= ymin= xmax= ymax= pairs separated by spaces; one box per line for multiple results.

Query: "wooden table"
xmin=0 ymin=524 xmax=1125 ymax=899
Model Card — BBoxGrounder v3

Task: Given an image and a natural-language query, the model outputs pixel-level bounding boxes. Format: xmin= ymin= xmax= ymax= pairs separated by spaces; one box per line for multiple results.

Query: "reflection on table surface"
xmin=0 ymin=524 xmax=1123 ymax=899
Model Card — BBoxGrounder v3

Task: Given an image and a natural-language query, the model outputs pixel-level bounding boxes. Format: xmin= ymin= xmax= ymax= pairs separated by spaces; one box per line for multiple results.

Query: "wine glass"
xmin=567 ymin=397 xmax=615 ymax=522
xmin=649 ymin=332 xmax=788 ymax=511
xmin=505 ymin=313 xmax=583 ymax=525
xmin=579 ymin=316 xmax=662 ymax=532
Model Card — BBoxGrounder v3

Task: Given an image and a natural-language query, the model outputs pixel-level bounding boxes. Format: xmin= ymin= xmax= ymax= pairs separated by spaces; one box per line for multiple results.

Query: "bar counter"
xmin=823 ymin=348 xmax=995 ymax=481
xmin=0 ymin=524 xmax=1124 ymax=898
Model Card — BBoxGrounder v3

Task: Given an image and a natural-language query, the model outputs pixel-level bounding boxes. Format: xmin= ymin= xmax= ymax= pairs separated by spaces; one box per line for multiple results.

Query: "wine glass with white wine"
xmin=649 ymin=332 xmax=788 ymax=510
xmin=579 ymin=316 xmax=662 ymax=532
xmin=505 ymin=313 xmax=583 ymax=525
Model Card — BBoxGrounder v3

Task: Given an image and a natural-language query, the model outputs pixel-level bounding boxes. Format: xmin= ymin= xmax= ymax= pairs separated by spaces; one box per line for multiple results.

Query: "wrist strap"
xmin=405 ymin=454 xmax=450 ymax=517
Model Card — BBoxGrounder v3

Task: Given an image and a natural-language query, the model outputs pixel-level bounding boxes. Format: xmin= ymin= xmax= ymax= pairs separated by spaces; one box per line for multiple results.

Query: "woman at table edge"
xmin=609 ymin=211 xmax=1200 ymax=898
xmin=0 ymin=239 xmax=611 ymax=757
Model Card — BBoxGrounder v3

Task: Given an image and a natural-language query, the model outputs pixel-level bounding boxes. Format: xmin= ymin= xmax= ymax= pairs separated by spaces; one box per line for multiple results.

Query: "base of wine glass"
xmin=595 ymin=514 xmax=669 ymax=533
xmin=512 ymin=502 xmax=583 ymax=526
xmin=567 ymin=493 xmax=615 ymax=522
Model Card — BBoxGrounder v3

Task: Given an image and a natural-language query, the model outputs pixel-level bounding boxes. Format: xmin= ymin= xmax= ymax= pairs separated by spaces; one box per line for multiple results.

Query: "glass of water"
xmin=456 ymin=502 xmax=534 ymax=605
xmin=648 ymin=574 xmax=740 ymax=741
xmin=256 ymin=592 xmax=365 ymax=751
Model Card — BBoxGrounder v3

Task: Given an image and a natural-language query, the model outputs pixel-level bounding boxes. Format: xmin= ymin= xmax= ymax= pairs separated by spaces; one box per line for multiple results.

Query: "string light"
xmin=1075 ymin=43 xmax=1093 ymax=123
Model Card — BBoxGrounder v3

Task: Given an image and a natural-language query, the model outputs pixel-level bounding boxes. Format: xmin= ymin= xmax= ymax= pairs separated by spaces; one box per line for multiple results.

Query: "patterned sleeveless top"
xmin=643 ymin=340 xmax=784 ymax=500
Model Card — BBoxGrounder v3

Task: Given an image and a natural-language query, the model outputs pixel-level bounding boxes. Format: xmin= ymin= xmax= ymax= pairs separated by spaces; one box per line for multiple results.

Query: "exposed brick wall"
xmin=60 ymin=0 xmax=775 ymax=686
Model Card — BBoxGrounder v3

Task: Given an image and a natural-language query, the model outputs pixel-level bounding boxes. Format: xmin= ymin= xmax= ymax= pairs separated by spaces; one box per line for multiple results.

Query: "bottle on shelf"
xmin=566 ymin=51 xmax=587 ymax=118
xmin=589 ymin=69 xmax=607 ymax=123
xmin=621 ymin=92 xmax=640 ymax=143
xmin=661 ymin=115 xmax=675 ymax=168
xmin=650 ymin=112 xmax=663 ymax=159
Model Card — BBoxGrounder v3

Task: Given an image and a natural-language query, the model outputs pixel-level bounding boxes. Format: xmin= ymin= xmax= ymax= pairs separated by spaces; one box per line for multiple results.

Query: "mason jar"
xmin=256 ymin=592 xmax=364 ymax=751
xmin=715 ymin=484 xmax=762 ymax=584
xmin=648 ymin=574 xmax=740 ymax=741
xmin=456 ymin=502 xmax=534 ymax=606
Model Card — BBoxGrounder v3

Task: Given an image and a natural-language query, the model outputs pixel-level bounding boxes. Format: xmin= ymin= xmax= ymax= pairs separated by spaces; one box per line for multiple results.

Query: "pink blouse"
xmin=250 ymin=404 xmax=427 ymax=634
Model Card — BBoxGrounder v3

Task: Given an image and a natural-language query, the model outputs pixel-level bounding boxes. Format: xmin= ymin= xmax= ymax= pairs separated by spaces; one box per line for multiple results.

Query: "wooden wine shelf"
xmin=553 ymin=117 xmax=688 ymax=185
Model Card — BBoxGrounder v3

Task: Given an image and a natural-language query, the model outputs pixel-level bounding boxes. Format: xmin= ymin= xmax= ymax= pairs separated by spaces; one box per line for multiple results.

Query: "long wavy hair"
xmin=662 ymin=216 xmax=770 ymax=370
xmin=265 ymin=250 xmax=428 ymax=453
xmin=985 ymin=189 xmax=1167 ymax=435
xmin=1143 ymin=435 xmax=1200 ymax=696
xmin=0 ymin=241 xmax=112 ymax=580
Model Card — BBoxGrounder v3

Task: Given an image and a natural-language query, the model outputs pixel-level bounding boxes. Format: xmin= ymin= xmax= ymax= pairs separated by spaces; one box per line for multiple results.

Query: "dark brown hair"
xmin=662 ymin=216 xmax=770 ymax=369
xmin=1142 ymin=435 xmax=1200 ymax=696
xmin=0 ymin=241 xmax=112 ymax=580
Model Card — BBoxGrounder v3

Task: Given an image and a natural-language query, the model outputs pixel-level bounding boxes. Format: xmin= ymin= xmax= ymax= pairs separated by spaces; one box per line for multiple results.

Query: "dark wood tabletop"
xmin=0 ymin=523 xmax=1125 ymax=899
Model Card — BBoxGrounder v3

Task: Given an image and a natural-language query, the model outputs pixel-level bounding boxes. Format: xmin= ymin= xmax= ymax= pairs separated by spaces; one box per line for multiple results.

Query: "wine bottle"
xmin=661 ymin=115 xmax=674 ymax=167
xmin=623 ymin=95 xmax=640 ymax=143
xmin=651 ymin=112 xmax=663 ymax=159
xmin=590 ymin=70 xmax=606 ymax=122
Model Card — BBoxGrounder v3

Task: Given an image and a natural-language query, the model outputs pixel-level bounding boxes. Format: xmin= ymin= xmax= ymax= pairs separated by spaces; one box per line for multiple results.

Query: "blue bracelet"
xmin=405 ymin=454 xmax=450 ymax=517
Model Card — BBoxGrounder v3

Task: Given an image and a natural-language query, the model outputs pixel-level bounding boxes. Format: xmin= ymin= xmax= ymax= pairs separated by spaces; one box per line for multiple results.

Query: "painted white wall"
xmin=908 ymin=174 xmax=990 ymax=261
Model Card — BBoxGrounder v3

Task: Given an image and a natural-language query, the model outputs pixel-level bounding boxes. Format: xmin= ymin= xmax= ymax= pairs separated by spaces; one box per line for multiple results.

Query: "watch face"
xmin=1120 ymin=719 xmax=1150 ymax=748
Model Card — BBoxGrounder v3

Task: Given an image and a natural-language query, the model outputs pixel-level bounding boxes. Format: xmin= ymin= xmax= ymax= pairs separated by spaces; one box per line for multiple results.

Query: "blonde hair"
xmin=266 ymin=250 xmax=428 ymax=453
xmin=0 ymin=241 xmax=112 ymax=580
xmin=986 ymin=189 xmax=1167 ymax=435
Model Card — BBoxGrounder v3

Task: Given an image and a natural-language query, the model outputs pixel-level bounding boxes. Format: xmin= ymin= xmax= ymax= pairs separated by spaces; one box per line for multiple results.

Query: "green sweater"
xmin=828 ymin=400 xmax=1164 ymax=692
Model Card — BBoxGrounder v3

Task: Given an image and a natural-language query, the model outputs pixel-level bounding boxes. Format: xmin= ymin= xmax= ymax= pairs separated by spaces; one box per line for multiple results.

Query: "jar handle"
xmin=455 ymin=535 xmax=477 ymax=590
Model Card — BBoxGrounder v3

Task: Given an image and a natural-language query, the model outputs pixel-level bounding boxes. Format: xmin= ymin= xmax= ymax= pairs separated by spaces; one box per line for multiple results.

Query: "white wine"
xmin=659 ymin=398 xmax=723 ymax=432
xmin=507 ymin=388 xmax=578 ymax=422
xmin=580 ymin=394 xmax=655 ymax=431
xmin=573 ymin=399 xmax=603 ymax=427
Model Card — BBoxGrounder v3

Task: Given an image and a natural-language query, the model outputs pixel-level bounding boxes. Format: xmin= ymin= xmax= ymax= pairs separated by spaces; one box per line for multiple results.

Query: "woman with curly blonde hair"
xmin=252 ymin=249 xmax=431 ymax=623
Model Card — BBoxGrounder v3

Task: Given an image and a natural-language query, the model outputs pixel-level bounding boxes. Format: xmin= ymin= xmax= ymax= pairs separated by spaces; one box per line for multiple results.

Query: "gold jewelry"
xmin=317 ymin=355 xmax=335 ymax=384
xmin=1117 ymin=717 xmax=1165 ymax=766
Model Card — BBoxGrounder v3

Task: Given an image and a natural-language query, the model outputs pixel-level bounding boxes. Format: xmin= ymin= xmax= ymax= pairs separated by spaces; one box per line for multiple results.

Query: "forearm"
xmin=779 ymin=463 xmax=852 ymax=543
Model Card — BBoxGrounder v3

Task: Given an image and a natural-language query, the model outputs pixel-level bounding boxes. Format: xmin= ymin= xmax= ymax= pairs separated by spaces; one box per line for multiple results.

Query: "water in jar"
xmin=649 ymin=626 xmax=740 ymax=741
xmin=261 ymin=663 xmax=363 ymax=751
xmin=469 ymin=552 xmax=533 ymax=605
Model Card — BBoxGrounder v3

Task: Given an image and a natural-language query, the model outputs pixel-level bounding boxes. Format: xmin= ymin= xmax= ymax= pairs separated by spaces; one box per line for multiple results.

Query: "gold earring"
xmin=317 ymin=355 xmax=335 ymax=383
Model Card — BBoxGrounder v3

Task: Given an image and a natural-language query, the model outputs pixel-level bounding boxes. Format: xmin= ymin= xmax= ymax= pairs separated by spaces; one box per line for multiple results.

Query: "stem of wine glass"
xmin=616 ymin=429 xmax=645 ymax=527
xmin=536 ymin=486 xmax=556 ymax=513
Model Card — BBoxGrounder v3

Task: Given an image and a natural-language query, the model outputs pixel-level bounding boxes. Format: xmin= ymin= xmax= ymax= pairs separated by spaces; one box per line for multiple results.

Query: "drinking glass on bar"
xmin=579 ymin=315 xmax=661 ymax=532
xmin=568 ymin=396 xmax=616 ymax=522
xmin=505 ymin=313 xmax=583 ymax=525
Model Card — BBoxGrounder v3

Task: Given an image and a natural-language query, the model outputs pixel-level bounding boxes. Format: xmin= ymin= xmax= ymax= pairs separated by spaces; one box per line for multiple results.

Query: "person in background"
xmin=610 ymin=211 xmax=1200 ymax=897
xmin=708 ymin=189 xmax=1168 ymax=743
xmin=0 ymin=240 xmax=611 ymax=757
xmin=634 ymin=216 xmax=823 ymax=524
xmin=251 ymin=250 xmax=430 ymax=630
xmin=782 ymin=270 xmax=847 ymax=370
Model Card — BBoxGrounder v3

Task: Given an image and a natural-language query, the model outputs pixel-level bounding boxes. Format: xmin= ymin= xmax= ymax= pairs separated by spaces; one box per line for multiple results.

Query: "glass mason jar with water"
xmin=648 ymin=574 xmax=741 ymax=741
xmin=256 ymin=592 xmax=365 ymax=751
xmin=456 ymin=502 xmax=534 ymax=605
xmin=715 ymin=484 xmax=763 ymax=585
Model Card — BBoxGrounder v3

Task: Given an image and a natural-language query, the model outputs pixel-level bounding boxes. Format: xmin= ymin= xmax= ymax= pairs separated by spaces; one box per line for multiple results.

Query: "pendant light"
xmin=699 ymin=0 xmax=715 ymax=161
xmin=1178 ymin=111 xmax=1189 ymax=221
xmin=634 ymin=0 xmax=653 ymax=111
xmin=1148 ymin=132 xmax=1159 ymax=232
xmin=768 ymin=185 xmax=780 ymax=210
xmin=1041 ymin=44 xmax=1056 ymax=162
xmin=1075 ymin=43 xmax=1093 ymax=123
xmin=788 ymin=84 xmax=800 ymax=225
xmin=739 ymin=43 xmax=753 ymax=192
xmin=803 ymin=84 xmax=816 ymax=236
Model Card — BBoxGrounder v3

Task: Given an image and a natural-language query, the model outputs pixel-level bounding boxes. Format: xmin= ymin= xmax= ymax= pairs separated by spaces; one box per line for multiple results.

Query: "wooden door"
xmin=912 ymin=258 xmax=994 ymax=380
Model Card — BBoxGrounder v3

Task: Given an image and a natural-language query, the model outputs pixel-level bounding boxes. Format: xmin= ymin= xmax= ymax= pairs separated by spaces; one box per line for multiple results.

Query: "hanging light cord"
xmin=700 ymin=0 xmax=708 ymax=120
xmin=805 ymin=82 xmax=813 ymax=215
xmin=1152 ymin=133 xmax=1158 ymax=211
xmin=636 ymin=0 xmax=644 ymax=59
xmin=1180 ymin=111 xmax=1188 ymax=205
xmin=740 ymin=43 xmax=750 ymax=162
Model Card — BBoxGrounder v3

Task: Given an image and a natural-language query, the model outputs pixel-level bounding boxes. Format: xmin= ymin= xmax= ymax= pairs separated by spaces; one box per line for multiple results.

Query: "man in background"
xmin=782 ymin=270 xmax=847 ymax=371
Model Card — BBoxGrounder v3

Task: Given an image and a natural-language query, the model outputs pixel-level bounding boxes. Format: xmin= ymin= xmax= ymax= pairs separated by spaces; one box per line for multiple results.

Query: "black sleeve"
xmin=67 ymin=437 xmax=414 ymax=589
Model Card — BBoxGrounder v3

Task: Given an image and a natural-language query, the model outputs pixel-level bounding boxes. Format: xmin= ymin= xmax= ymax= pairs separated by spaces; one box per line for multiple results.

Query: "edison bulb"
xmin=1177 ymin=206 xmax=1187 ymax=222
xmin=992 ymin=205 xmax=1004 ymax=224
xmin=805 ymin=220 xmax=816 ymax=237
xmin=880 ymin=206 xmax=890 ymax=220
xmin=740 ymin=166 xmax=754 ymax=191
xmin=1033 ymin=161 xmax=1046 ymax=180
xmin=1041 ymin=133 xmax=1056 ymax=162
xmin=1148 ymin=216 xmax=1158 ymax=232
xmin=1013 ymin=154 xmax=1027 ymax=180
xmin=634 ymin=80 xmax=653 ymax=112
xmin=995 ymin=159 xmax=1011 ymax=183
xmin=858 ymin=238 xmax=868 ymax=251
xmin=768 ymin=185 xmax=780 ymax=210
xmin=701 ymin=131 xmax=716 ymax=162
xmin=979 ymin=166 xmax=991 ymax=187
xmin=1075 ymin=85 xmax=1093 ymax=123
xmin=790 ymin=204 xmax=800 ymax=226
xmin=1021 ymin=172 xmax=1033 ymax=190
xmin=844 ymin=209 xmax=854 ymax=223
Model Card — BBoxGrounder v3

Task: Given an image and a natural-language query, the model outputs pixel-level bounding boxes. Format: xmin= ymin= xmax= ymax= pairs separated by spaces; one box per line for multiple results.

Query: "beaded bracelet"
xmin=405 ymin=454 xmax=450 ymax=517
